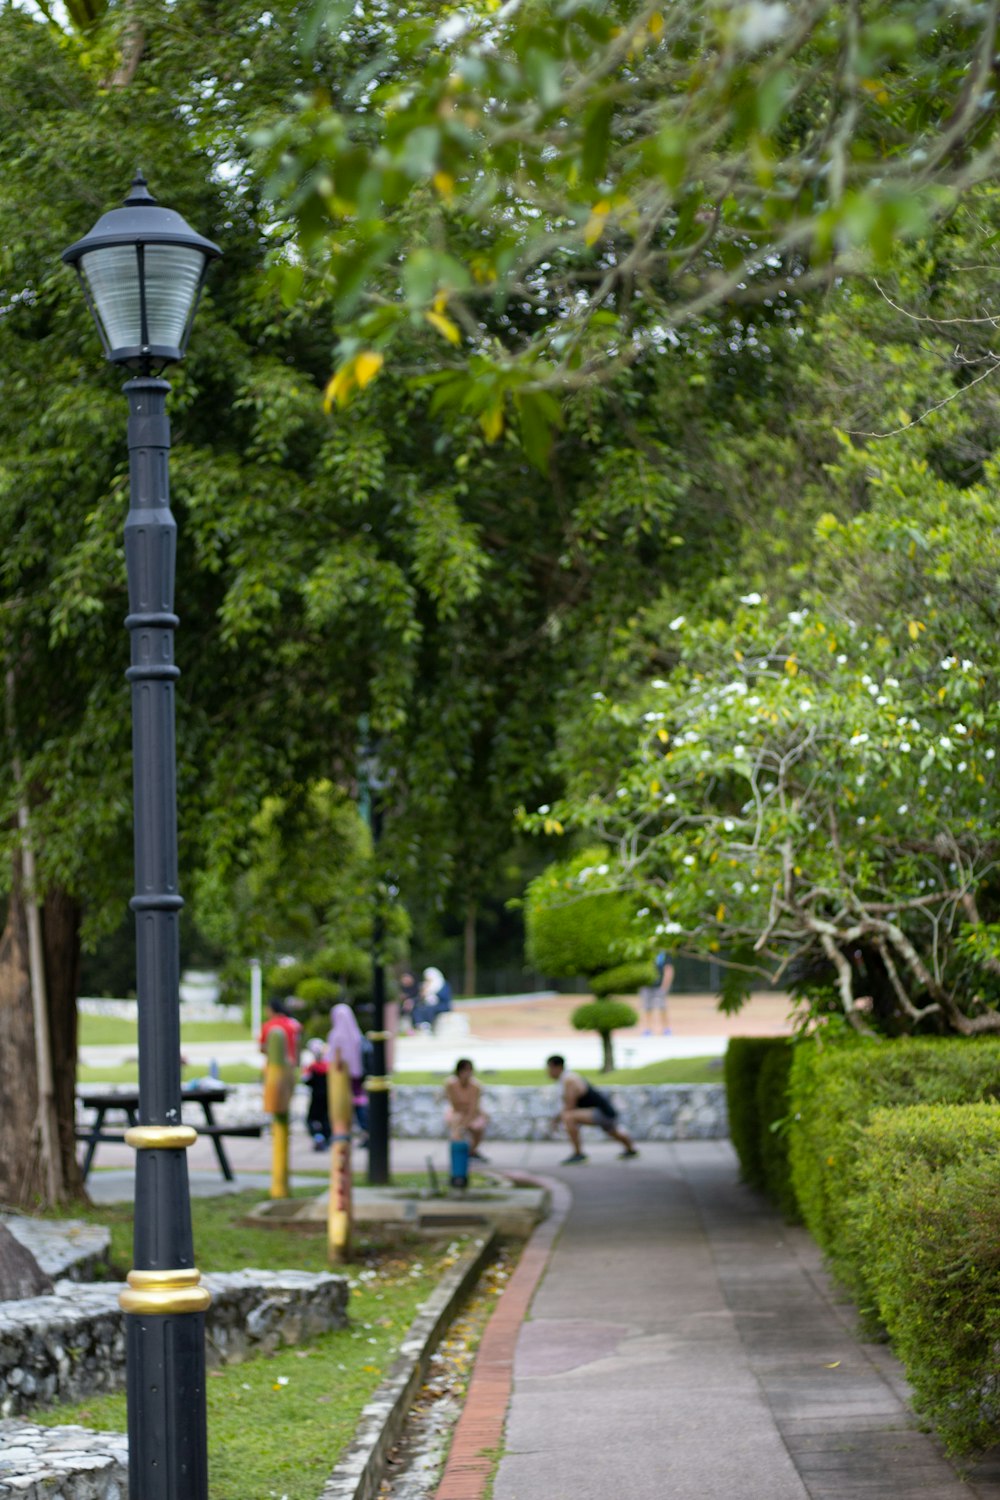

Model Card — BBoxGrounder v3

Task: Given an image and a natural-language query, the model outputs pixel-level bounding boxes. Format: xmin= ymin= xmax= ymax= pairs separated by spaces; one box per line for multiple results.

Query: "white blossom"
xmin=897 ymin=804 xmax=908 ymax=815
xmin=652 ymin=679 xmax=669 ymax=689
xmin=953 ymin=723 xmax=968 ymax=736
xmin=682 ymin=855 xmax=696 ymax=867
xmin=664 ymin=793 xmax=677 ymax=805
xmin=669 ymin=615 xmax=686 ymax=631
xmin=787 ymin=610 xmax=807 ymax=626
xmin=837 ymin=654 xmax=848 ymax=664
xmin=987 ymin=749 xmax=996 ymax=760
xmin=739 ymin=592 xmax=762 ymax=606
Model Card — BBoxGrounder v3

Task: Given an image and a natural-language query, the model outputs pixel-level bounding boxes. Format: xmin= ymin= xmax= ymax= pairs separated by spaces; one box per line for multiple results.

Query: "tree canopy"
xmin=260 ymin=0 xmax=1000 ymax=450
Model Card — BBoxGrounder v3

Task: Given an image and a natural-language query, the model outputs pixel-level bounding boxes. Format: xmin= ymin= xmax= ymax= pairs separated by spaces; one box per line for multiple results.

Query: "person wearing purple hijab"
xmin=326 ymin=1003 xmax=369 ymax=1140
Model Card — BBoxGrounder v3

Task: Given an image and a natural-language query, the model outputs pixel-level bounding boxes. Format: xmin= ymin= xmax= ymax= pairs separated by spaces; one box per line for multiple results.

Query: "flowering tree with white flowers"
xmin=534 ymin=449 xmax=1000 ymax=1035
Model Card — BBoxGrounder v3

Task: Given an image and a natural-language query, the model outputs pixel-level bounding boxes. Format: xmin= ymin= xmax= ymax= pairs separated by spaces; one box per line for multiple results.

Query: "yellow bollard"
xmin=264 ymin=1028 xmax=293 ymax=1200
xmin=327 ymin=1062 xmax=353 ymax=1262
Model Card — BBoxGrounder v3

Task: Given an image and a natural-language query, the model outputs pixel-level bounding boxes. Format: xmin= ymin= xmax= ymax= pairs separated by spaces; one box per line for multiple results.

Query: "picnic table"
xmin=75 ymin=1084 xmax=262 ymax=1182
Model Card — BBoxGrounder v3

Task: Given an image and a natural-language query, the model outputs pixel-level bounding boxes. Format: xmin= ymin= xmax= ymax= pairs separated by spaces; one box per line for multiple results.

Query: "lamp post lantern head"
xmin=62 ymin=171 xmax=221 ymax=370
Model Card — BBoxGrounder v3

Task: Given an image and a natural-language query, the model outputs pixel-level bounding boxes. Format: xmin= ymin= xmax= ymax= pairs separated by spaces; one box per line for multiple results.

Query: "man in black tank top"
xmin=546 ymin=1054 xmax=639 ymax=1164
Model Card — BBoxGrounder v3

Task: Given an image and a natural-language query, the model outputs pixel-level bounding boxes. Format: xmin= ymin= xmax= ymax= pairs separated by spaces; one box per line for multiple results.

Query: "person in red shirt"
xmin=259 ymin=997 xmax=302 ymax=1068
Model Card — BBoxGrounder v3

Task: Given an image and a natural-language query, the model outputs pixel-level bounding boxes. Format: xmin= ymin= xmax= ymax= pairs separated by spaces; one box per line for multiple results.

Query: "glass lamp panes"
xmin=144 ymin=246 xmax=206 ymax=351
xmin=78 ymin=245 xmax=143 ymax=354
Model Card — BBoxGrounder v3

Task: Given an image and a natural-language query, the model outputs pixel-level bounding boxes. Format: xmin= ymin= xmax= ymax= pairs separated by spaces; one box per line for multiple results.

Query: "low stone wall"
xmin=0 ymin=1422 xmax=128 ymax=1500
xmin=0 ymin=1270 xmax=348 ymax=1419
xmin=196 ymin=1080 xmax=728 ymax=1141
xmin=1 ymin=1216 xmax=111 ymax=1284
xmin=392 ymin=1082 xmax=728 ymax=1142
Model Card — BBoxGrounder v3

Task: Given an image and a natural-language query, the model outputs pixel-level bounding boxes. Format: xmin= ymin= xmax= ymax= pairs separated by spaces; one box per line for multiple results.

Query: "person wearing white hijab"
xmin=418 ymin=967 xmax=453 ymax=1032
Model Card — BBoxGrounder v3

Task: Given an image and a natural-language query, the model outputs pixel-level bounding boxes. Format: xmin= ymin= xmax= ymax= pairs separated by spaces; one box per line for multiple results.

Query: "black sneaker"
xmin=561 ymin=1152 xmax=588 ymax=1165
xmin=619 ymin=1148 xmax=639 ymax=1159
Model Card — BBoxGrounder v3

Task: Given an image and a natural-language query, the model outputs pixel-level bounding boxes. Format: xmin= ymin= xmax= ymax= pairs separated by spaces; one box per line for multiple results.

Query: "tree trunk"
xmin=463 ymin=898 xmax=477 ymax=999
xmin=0 ymin=864 xmax=85 ymax=1208
xmin=600 ymin=1031 xmax=615 ymax=1073
xmin=0 ymin=866 xmax=43 ymax=1207
xmin=0 ymin=1222 xmax=53 ymax=1300
xmin=43 ymin=887 xmax=85 ymax=1202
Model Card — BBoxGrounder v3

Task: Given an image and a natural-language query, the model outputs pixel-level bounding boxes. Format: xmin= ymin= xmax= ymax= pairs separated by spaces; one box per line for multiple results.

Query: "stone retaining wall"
xmin=204 ymin=1080 xmax=728 ymax=1142
xmin=0 ymin=1270 xmax=348 ymax=1419
xmin=391 ymin=1082 xmax=729 ymax=1142
xmin=0 ymin=1422 xmax=128 ymax=1500
xmin=1 ymin=1217 xmax=111 ymax=1285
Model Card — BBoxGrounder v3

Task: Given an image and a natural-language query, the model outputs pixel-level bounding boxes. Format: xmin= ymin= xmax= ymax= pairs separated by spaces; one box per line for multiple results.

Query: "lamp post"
xmin=63 ymin=172 xmax=220 ymax=1500
xmin=358 ymin=730 xmax=391 ymax=1185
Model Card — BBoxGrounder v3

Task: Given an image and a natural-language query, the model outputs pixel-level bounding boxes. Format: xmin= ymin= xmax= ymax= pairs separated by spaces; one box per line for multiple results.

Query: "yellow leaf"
xmin=716 ymin=903 xmax=725 ymax=922
xmin=323 ymin=365 xmax=353 ymax=413
xmin=650 ymin=780 xmax=660 ymax=795
xmin=432 ymin=170 xmax=455 ymax=201
xmin=938 ymin=686 xmax=947 ymax=701
xmin=734 ymin=649 xmax=744 ymax=662
xmin=657 ymin=729 xmax=670 ymax=743
xmin=583 ymin=200 xmax=611 ymax=247
xmin=480 ymin=402 xmax=504 ymax=442
xmin=426 ymin=310 xmax=462 ymax=345
xmin=825 ymin=1360 xmax=841 ymax=1369
xmin=908 ymin=619 xmax=924 ymax=640
xmin=354 ymin=350 xmax=384 ymax=389
xmin=785 ymin=656 xmax=798 ymax=676
xmin=649 ymin=10 xmax=664 ymax=37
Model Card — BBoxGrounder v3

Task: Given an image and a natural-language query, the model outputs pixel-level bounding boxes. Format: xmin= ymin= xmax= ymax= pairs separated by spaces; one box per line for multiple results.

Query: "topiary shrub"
xmin=590 ymin=961 xmax=658 ymax=998
xmin=788 ymin=1035 xmax=1000 ymax=1303
xmin=851 ymin=1103 xmax=1000 ymax=1455
xmin=724 ymin=1038 xmax=782 ymax=1193
xmin=571 ymin=999 xmax=637 ymax=1072
xmin=296 ymin=976 xmax=340 ymax=1006
xmin=524 ymin=849 xmax=641 ymax=983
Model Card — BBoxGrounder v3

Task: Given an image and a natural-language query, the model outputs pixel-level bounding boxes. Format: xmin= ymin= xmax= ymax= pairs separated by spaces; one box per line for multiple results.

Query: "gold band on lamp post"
xmin=366 ymin=1030 xmax=390 ymax=1042
xmin=365 ymin=1076 xmax=392 ymax=1093
xmin=125 ymin=1125 xmax=198 ymax=1150
xmin=119 ymin=1267 xmax=212 ymax=1315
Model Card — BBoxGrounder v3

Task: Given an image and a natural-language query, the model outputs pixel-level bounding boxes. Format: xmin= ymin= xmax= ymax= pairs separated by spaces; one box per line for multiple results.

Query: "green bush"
xmin=851 ymin=1103 xmax=1000 ymax=1454
xmin=265 ymin=960 xmax=314 ymax=995
xmin=591 ymin=961 xmax=658 ymax=998
xmin=295 ymin=976 xmax=340 ymax=1006
xmin=756 ymin=1044 xmax=798 ymax=1220
xmin=788 ymin=1036 xmax=1000 ymax=1300
xmin=724 ymin=1038 xmax=795 ymax=1210
xmin=724 ymin=1038 xmax=777 ymax=1191
xmin=524 ymin=849 xmax=639 ymax=978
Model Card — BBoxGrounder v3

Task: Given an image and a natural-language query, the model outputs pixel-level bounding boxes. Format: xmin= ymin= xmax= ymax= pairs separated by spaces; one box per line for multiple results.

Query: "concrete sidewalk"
xmin=483 ymin=1140 xmax=1000 ymax=1500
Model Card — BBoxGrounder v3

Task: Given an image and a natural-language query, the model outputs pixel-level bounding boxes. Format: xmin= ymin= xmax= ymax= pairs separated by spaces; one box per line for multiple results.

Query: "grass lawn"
xmin=77 ymin=1062 xmax=262 ymax=1085
xmin=395 ymin=1056 xmax=723 ymax=1086
xmin=32 ymin=1189 xmax=470 ymax=1500
xmin=79 ymin=1015 xmax=250 ymax=1047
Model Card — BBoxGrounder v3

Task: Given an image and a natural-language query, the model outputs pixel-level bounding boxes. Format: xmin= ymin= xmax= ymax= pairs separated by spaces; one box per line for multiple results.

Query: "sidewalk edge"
xmin=319 ymin=1229 xmax=498 ymax=1500
xmin=434 ymin=1173 xmax=571 ymax=1500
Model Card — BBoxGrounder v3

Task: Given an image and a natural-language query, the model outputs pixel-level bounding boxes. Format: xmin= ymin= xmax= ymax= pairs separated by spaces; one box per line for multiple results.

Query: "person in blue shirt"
xmin=642 ymin=951 xmax=674 ymax=1036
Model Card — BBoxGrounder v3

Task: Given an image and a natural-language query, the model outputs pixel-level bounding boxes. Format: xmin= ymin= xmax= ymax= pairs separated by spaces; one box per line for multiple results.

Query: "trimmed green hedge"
xmin=724 ymin=1038 xmax=796 ymax=1214
xmin=788 ymin=1036 xmax=1000 ymax=1301
xmin=851 ymin=1103 xmax=1000 ymax=1455
xmin=756 ymin=1043 xmax=797 ymax=1220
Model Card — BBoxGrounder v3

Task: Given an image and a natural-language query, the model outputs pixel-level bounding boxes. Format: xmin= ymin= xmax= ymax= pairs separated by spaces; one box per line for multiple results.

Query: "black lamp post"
xmin=63 ymin=172 xmax=220 ymax=1500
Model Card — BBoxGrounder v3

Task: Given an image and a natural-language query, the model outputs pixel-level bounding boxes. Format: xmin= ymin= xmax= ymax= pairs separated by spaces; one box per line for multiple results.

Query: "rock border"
xmin=319 ymin=1231 xmax=499 ymax=1500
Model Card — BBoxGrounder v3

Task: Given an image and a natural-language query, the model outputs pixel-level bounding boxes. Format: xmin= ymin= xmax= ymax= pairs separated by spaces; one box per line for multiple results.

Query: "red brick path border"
xmin=433 ymin=1172 xmax=571 ymax=1500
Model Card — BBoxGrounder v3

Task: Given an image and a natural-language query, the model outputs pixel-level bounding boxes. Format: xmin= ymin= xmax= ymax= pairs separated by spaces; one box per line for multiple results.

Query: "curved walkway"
xmin=431 ymin=1139 xmax=1000 ymax=1500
